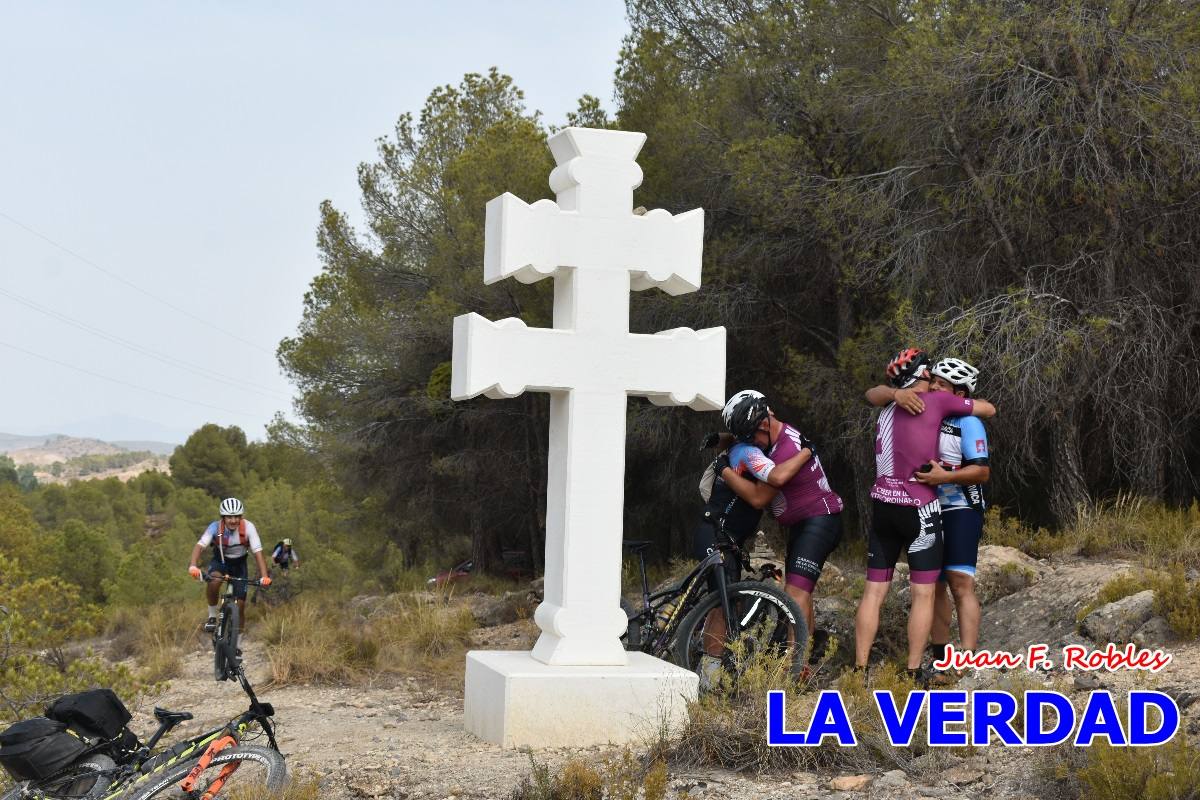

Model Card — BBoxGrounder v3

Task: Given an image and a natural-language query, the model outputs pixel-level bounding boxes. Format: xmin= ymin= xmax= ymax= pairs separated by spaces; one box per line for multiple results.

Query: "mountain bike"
xmin=620 ymin=536 xmax=808 ymax=683
xmin=205 ymin=575 xmax=263 ymax=682
xmin=0 ymin=666 xmax=285 ymax=800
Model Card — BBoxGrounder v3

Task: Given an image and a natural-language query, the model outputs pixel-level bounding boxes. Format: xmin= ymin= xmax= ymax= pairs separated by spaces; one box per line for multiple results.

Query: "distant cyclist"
xmin=187 ymin=497 xmax=271 ymax=631
xmin=272 ymin=539 xmax=300 ymax=571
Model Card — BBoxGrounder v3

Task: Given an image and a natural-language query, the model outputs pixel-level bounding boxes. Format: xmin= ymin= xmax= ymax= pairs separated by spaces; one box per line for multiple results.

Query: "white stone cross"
xmin=451 ymin=127 xmax=725 ymax=667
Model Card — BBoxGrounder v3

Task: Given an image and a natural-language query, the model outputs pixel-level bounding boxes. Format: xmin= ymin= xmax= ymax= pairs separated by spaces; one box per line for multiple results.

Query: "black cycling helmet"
xmin=886 ymin=348 xmax=932 ymax=389
xmin=721 ymin=389 xmax=769 ymax=441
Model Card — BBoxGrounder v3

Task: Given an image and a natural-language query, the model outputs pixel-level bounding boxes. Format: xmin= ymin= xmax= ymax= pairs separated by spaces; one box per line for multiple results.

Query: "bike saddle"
xmin=622 ymin=540 xmax=654 ymax=552
xmin=153 ymin=708 xmax=194 ymax=723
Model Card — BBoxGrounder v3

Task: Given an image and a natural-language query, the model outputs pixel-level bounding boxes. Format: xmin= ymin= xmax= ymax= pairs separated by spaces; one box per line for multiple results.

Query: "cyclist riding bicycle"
xmin=187 ymin=497 xmax=271 ymax=632
xmin=271 ymin=539 xmax=300 ymax=571
xmin=714 ymin=389 xmax=844 ymax=653
xmin=855 ymin=348 xmax=995 ymax=685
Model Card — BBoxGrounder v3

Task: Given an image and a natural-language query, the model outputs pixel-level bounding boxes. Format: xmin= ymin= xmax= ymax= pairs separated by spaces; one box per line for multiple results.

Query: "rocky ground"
xmin=127 ymin=547 xmax=1198 ymax=799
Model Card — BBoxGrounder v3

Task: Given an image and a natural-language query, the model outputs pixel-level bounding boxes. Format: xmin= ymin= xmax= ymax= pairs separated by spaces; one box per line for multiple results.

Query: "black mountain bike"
xmin=0 ymin=670 xmax=285 ymax=800
xmin=205 ymin=575 xmax=262 ymax=682
xmin=620 ymin=537 xmax=808 ymax=682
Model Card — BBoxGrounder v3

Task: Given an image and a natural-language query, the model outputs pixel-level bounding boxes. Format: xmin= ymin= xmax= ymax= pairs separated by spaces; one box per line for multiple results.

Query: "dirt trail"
xmin=128 ymin=554 xmax=1200 ymax=800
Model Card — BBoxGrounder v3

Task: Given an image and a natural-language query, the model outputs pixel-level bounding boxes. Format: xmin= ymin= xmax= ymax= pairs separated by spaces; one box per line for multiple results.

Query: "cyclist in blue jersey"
xmin=913 ymin=358 xmax=990 ymax=672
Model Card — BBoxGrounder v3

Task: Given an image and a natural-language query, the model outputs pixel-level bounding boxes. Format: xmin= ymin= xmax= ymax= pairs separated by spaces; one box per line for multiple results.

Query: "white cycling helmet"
xmin=218 ymin=497 xmax=244 ymax=516
xmin=931 ymin=358 xmax=979 ymax=394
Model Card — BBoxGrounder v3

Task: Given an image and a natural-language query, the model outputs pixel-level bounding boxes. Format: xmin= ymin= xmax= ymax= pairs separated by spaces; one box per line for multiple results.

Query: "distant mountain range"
xmin=0 ymin=432 xmax=178 ymax=461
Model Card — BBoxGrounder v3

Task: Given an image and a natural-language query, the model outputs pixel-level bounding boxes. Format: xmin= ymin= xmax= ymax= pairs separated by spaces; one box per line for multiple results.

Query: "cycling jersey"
xmin=936 ymin=415 xmax=989 ymax=512
xmin=729 ymin=424 xmax=843 ymax=524
xmin=198 ymin=519 xmax=263 ymax=561
xmin=870 ymin=392 xmax=975 ymax=507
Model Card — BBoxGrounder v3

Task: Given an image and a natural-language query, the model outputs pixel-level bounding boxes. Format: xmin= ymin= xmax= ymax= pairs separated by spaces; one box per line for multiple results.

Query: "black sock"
xmin=929 ymin=642 xmax=949 ymax=663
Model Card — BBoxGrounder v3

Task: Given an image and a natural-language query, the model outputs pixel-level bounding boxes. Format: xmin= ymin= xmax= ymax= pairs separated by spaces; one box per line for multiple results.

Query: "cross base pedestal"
xmin=463 ymin=650 xmax=698 ymax=748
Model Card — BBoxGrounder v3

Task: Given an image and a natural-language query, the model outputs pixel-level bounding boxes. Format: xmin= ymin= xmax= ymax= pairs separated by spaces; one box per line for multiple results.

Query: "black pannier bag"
xmin=45 ymin=689 xmax=132 ymax=741
xmin=0 ymin=717 xmax=88 ymax=781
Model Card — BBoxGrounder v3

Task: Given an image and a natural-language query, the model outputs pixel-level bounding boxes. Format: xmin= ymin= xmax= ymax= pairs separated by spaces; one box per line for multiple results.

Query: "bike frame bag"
xmin=0 ymin=717 xmax=88 ymax=781
xmin=46 ymin=689 xmax=133 ymax=741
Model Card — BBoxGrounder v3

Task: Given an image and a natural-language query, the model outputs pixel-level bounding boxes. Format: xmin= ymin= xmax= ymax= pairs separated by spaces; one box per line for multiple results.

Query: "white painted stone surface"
xmin=451 ymin=126 xmax=719 ymax=746
xmin=464 ymin=651 xmax=697 ymax=748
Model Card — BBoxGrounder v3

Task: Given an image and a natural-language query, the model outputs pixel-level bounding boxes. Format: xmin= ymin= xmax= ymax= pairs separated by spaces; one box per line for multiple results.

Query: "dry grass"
xmin=260 ymin=593 xmax=476 ymax=688
xmin=668 ymin=638 xmax=915 ymax=775
xmin=988 ymin=497 xmax=1200 ymax=571
xmin=107 ymin=602 xmax=204 ymax=683
xmin=226 ymin=771 xmax=323 ymax=800
xmin=508 ymin=750 xmax=668 ymax=800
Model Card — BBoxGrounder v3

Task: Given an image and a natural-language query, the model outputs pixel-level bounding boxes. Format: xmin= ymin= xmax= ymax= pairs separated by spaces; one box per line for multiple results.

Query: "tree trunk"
xmin=1049 ymin=409 xmax=1092 ymax=526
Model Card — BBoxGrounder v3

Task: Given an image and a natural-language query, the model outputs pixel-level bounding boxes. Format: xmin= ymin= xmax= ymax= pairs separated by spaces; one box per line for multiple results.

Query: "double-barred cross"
xmin=451 ymin=128 xmax=725 ymax=666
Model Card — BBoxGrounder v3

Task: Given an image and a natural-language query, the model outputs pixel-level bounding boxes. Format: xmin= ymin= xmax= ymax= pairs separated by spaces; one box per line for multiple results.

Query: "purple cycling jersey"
xmin=731 ymin=423 xmax=843 ymax=524
xmin=870 ymin=391 xmax=976 ymax=507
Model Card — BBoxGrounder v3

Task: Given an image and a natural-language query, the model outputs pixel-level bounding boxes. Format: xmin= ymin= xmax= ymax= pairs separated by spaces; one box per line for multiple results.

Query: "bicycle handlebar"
xmin=203 ymin=574 xmax=267 ymax=587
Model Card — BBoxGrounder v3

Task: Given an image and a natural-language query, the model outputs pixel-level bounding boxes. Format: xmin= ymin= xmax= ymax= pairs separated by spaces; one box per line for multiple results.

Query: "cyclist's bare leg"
xmin=236 ymin=597 xmax=247 ymax=633
xmin=946 ymin=572 xmax=979 ymax=651
xmin=701 ymin=608 xmax=727 ymax=657
xmin=907 ymin=582 xmax=936 ymax=670
xmin=854 ymin=579 xmax=891 ymax=668
xmin=206 ymin=569 xmax=225 ymax=607
xmin=931 ymin=579 xmax=954 ymax=646
xmin=785 ymin=584 xmax=815 ymax=645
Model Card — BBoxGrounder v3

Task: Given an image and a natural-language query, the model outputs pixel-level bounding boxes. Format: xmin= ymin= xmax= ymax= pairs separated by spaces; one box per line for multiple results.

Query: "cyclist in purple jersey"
xmin=716 ymin=394 xmax=844 ymax=650
xmin=853 ymin=349 xmax=995 ymax=685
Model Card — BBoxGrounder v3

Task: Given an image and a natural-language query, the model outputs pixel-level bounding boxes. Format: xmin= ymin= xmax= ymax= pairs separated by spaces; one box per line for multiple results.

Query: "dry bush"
xmin=1069 ymin=497 xmax=1200 ymax=570
xmin=1073 ymin=567 xmax=1200 ymax=638
xmin=106 ymin=602 xmax=202 ymax=682
xmin=507 ymin=750 xmax=667 ymax=800
xmin=1075 ymin=736 xmax=1200 ymax=800
xmin=226 ymin=770 xmax=322 ymax=800
xmin=983 ymin=507 xmax=1062 ymax=559
xmin=261 ymin=593 xmax=475 ymax=687
xmin=668 ymin=642 xmax=919 ymax=775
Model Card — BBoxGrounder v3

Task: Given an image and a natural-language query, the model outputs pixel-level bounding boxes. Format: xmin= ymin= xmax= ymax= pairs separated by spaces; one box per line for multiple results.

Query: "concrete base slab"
xmin=464 ymin=650 xmax=698 ymax=748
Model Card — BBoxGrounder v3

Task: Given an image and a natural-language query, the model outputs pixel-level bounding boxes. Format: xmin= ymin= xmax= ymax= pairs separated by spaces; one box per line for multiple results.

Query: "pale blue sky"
xmin=0 ymin=1 xmax=629 ymax=443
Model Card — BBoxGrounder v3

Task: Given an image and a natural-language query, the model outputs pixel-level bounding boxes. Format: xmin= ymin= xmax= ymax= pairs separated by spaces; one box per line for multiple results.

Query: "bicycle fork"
xmin=180 ymin=734 xmax=238 ymax=797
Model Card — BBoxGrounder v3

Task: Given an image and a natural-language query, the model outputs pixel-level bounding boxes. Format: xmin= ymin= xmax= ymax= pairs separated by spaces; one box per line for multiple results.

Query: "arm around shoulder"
xmin=970 ymin=399 xmax=997 ymax=419
xmin=865 ymin=385 xmax=895 ymax=407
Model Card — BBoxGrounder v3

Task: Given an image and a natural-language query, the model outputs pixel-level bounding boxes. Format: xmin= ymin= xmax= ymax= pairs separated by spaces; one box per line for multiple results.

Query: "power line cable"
xmin=0 ymin=210 xmax=276 ymax=356
xmin=0 ymin=285 xmax=291 ymax=400
xmin=0 ymin=339 xmax=265 ymax=421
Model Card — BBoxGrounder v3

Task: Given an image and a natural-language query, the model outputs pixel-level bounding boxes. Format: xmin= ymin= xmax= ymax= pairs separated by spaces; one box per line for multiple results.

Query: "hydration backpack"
xmin=212 ymin=519 xmax=248 ymax=549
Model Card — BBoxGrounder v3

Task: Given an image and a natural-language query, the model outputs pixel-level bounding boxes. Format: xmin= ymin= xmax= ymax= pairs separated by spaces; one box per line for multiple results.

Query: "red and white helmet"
xmin=886 ymin=348 xmax=932 ymax=389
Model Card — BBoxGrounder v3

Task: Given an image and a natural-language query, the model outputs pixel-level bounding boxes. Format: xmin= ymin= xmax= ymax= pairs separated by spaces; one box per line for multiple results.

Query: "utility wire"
xmin=0 ymin=210 xmax=276 ymax=356
xmin=0 ymin=340 xmax=264 ymax=421
xmin=0 ymin=285 xmax=290 ymax=400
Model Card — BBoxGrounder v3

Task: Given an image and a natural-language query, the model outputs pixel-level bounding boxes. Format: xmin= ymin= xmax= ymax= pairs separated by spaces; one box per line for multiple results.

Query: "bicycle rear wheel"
xmin=0 ymin=753 xmax=116 ymax=800
xmin=127 ymin=745 xmax=286 ymax=799
xmin=213 ymin=602 xmax=240 ymax=681
xmin=672 ymin=580 xmax=809 ymax=681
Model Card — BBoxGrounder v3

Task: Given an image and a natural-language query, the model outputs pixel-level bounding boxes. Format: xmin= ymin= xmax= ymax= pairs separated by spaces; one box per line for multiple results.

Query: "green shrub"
xmin=1077 ymin=736 xmax=1200 ymax=800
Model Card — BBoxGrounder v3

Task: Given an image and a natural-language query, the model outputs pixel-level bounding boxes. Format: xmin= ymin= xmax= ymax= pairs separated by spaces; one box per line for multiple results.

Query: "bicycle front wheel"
xmin=127 ymin=745 xmax=286 ymax=800
xmin=672 ymin=580 xmax=809 ymax=680
xmin=214 ymin=602 xmax=240 ymax=681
